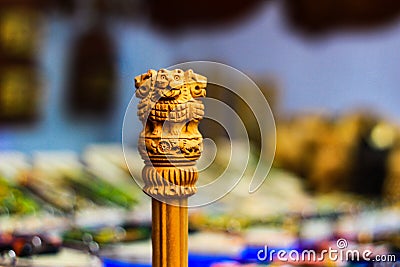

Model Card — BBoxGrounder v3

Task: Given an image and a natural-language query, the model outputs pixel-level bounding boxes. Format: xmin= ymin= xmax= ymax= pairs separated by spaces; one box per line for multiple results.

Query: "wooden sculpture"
xmin=135 ymin=68 xmax=206 ymax=267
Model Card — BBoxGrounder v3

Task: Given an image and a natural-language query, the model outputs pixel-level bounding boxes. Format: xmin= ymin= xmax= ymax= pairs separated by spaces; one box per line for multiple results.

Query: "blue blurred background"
xmin=2 ymin=2 xmax=400 ymax=265
xmin=1 ymin=0 xmax=400 ymax=151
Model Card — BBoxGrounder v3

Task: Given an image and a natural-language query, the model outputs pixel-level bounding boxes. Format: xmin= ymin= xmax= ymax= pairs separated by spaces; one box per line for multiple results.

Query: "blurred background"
xmin=1 ymin=0 xmax=400 ymax=266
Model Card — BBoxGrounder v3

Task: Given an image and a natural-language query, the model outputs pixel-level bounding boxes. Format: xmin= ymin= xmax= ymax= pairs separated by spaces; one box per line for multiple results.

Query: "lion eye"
xmin=161 ymin=75 xmax=167 ymax=80
xmin=174 ymin=75 xmax=180 ymax=80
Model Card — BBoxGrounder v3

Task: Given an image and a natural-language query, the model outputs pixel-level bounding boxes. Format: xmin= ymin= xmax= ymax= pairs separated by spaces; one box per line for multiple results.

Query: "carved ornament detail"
xmin=135 ymin=68 xmax=206 ymax=198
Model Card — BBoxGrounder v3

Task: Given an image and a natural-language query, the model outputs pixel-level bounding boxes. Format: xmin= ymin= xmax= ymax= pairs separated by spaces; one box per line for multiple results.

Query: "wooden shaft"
xmin=152 ymin=198 xmax=188 ymax=267
xmin=135 ymin=68 xmax=206 ymax=267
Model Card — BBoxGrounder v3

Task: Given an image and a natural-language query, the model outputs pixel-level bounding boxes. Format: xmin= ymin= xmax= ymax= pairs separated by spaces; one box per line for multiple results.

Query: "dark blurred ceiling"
xmin=3 ymin=0 xmax=400 ymax=35
xmin=283 ymin=0 xmax=400 ymax=35
xmin=147 ymin=0 xmax=268 ymax=30
xmin=147 ymin=0 xmax=400 ymax=35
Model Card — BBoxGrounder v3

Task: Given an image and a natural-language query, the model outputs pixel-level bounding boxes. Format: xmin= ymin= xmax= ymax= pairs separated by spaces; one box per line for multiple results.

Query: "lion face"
xmin=154 ymin=69 xmax=184 ymax=99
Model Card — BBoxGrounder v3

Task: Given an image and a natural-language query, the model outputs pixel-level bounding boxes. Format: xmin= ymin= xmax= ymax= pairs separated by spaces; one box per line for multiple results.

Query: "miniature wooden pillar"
xmin=135 ymin=68 xmax=207 ymax=267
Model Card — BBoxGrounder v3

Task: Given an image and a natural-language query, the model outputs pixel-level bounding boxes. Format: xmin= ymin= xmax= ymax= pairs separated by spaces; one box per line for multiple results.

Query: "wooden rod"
xmin=152 ymin=198 xmax=188 ymax=267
